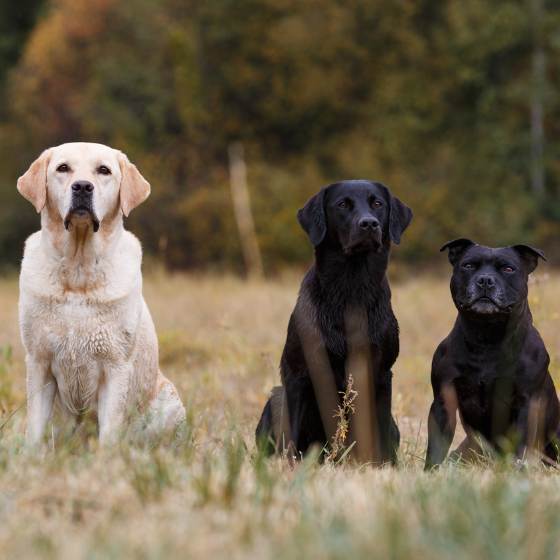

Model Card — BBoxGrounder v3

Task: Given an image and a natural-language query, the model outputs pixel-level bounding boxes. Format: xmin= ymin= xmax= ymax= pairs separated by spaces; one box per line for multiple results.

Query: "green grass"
xmin=0 ymin=271 xmax=559 ymax=558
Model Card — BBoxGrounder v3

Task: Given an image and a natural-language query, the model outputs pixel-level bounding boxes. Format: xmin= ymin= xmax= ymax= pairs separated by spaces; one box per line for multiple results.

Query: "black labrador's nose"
xmin=358 ymin=217 xmax=380 ymax=230
xmin=476 ymin=275 xmax=496 ymax=288
xmin=71 ymin=181 xmax=94 ymax=194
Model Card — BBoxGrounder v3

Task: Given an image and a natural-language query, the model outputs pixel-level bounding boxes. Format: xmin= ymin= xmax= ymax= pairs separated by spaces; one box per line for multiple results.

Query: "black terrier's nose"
xmin=71 ymin=181 xmax=94 ymax=194
xmin=476 ymin=275 xmax=496 ymax=288
xmin=359 ymin=217 xmax=380 ymax=230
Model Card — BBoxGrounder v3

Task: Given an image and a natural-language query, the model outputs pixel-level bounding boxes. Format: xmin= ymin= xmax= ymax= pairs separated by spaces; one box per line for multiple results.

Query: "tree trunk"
xmin=228 ymin=142 xmax=264 ymax=279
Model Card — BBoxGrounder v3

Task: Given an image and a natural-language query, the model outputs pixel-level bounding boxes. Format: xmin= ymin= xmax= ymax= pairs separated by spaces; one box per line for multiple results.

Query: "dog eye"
xmin=56 ymin=163 xmax=70 ymax=173
xmin=463 ymin=263 xmax=475 ymax=270
xmin=97 ymin=165 xmax=111 ymax=175
xmin=370 ymin=198 xmax=383 ymax=208
xmin=502 ymin=266 xmax=515 ymax=273
xmin=338 ymin=199 xmax=350 ymax=209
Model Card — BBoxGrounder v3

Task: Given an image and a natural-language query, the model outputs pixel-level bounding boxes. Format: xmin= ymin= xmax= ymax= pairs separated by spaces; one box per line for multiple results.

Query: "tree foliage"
xmin=1 ymin=0 xmax=559 ymax=270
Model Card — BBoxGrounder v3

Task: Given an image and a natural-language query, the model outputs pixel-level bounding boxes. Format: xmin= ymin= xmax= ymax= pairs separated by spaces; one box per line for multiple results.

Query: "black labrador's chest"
xmin=322 ymin=307 xmax=397 ymax=391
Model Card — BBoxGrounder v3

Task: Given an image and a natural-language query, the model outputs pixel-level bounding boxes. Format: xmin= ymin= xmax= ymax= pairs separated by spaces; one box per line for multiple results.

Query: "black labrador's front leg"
xmin=375 ymin=375 xmax=399 ymax=465
xmin=425 ymin=390 xmax=457 ymax=470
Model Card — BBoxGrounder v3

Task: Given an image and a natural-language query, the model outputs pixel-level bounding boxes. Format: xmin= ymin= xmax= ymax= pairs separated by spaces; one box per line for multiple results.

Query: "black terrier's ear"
xmin=511 ymin=244 xmax=546 ymax=274
xmin=376 ymin=183 xmax=413 ymax=244
xmin=440 ymin=238 xmax=476 ymax=266
xmin=297 ymin=188 xmax=328 ymax=246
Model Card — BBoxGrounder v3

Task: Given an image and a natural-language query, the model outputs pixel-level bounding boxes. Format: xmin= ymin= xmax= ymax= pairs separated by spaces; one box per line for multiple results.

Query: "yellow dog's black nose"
xmin=71 ymin=180 xmax=94 ymax=193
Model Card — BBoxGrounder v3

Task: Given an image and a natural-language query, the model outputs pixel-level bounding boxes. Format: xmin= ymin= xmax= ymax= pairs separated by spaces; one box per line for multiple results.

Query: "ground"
xmin=0 ymin=270 xmax=560 ymax=559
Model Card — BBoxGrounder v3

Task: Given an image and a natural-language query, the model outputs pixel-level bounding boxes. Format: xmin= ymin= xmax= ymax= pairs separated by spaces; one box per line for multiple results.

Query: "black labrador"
xmin=425 ymin=239 xmax=560 ymax=468
xmin=256 ymin=180 xmax=412 ymax=464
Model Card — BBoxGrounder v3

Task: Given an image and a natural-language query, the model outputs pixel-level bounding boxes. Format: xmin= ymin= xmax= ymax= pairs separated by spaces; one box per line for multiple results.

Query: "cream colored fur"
xmin=18 ymin=142 xmax=185 ymax=446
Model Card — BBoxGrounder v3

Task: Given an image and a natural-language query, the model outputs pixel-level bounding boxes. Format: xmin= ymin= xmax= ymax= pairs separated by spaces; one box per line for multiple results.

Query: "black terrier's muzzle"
xmin=460 ymin=276 xmax=513 ymax=315
xmin=64 ymin=181 xmax=100 ymax=232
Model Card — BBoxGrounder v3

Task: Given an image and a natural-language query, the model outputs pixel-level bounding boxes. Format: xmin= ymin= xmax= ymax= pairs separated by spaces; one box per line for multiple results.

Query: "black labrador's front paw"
xmin=389 ymin=416 xmax=400 ymax=465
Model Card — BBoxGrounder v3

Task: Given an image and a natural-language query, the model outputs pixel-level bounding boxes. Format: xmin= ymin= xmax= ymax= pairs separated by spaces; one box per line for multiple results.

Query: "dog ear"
xmin=440 ymin=238 xmax=476 ymax=266
xmin=17 ymin=148 xmax=52 ymax=213
xmin=389 ymin=194 xmax=413 ymax=245
xmin=376 ymin=183 xmax=413 ymax=244
xmin=511 ymin=244 xmax=546 ymax=274
xmin=118 ymin=152 xmax=151 ymax=217
xmin=297 ymin=188 xmax=328 ymax=246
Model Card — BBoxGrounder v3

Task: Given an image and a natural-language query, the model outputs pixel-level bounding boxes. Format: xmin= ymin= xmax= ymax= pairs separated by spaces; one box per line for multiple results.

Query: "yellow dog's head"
xmin=17 ymin=142 xmax=150 ymax=233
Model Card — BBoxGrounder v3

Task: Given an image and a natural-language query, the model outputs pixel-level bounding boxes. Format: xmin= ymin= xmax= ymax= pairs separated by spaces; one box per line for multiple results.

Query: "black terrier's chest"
xmin=455 ymin=352 xmax=518 ymax=393
xmin=454 ymin=361 xmax=521 ymax=433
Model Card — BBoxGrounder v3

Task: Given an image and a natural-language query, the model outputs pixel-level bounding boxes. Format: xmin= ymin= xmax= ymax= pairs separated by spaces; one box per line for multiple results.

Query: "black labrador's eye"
xmin=338 ymin=199 xmax=350 ymax=209
xmin=98 ymin=165 xmax=111 ymax=175
xmin=502 ymin=265 xmax=515 ymax=273
xmin=371 ymin=199 xmax=383 ymax=208
xmin=56 ymin=163 xmax=70 ymax=173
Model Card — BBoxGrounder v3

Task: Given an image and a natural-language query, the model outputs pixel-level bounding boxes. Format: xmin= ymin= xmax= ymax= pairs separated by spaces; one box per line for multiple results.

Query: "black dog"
xmin=256 ymin=180 xmax=412 ymax=464
xmin=425 ymin=239 xmax=560 ymax=468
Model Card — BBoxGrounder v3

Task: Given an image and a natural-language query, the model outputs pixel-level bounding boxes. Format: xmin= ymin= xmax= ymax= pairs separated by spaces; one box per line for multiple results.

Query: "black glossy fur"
xmin=425 ymin=239 xmax=560 ymax=468
xmin=256 ymin=180 xmax=412 ymax=463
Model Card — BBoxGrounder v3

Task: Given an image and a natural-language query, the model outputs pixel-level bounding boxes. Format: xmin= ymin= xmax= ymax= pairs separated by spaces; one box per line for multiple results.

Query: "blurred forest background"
xmin=0 ymin=0 xmax=559 ymax=272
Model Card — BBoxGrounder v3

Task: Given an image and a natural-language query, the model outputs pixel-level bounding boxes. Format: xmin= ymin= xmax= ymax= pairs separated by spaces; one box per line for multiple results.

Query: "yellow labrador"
xmin=18 ymin=142 xmax=185 ymax=445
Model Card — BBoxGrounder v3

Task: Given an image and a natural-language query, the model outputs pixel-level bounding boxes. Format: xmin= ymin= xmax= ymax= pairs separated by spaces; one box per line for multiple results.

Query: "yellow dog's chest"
xmin=33 ymin=297 xmax=123 ymax=358
xmin=23 ymin=295 xmax=135 ymax=414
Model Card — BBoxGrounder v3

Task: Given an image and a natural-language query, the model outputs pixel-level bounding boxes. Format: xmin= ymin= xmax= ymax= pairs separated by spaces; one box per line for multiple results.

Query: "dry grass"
xmin=0 ymin=270 xmax=560 ymax=558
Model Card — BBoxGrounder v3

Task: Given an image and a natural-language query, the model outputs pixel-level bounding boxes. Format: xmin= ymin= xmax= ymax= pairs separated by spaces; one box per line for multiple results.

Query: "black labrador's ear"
xmin=440 ymin=238 xmax=476 ymax=266
xmin=376 ymin=183 xmax=413 ymax=244
xmin=511 ymin=244 xmax=546 ymax=274
xmin=389 ymin=194 xmax=413 ymax=245
xmin=297 ymin=188 xmax=327 ymax=246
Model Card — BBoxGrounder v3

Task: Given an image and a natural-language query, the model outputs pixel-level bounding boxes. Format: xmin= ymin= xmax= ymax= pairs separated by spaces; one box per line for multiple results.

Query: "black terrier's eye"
xmin=463 ymin=262 xmax=475 ymax=270
xmin=502 ymin=265 xmax=515 ymax=273
xmin=98 ymin=165 xmax=111 ymax=175
xmin=56 ymin=163 xmax=70 ymax=173
xmin=338 ymin=199 xmax=350 ymax=209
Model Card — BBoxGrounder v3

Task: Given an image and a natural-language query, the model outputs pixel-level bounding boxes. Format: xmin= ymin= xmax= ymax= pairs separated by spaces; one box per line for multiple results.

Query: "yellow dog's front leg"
xmin=98 ymin=364 xmax=131 ymax=445
xmin=25 ymin=355 xmax=56 ymax=447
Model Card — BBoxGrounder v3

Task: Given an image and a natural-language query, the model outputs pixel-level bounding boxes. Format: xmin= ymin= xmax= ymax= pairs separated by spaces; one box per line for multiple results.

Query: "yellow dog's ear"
xmin=17 ymin=148 xmax=52 ymax=213
xmin=118 ymin=152 xmax=151 ymax=217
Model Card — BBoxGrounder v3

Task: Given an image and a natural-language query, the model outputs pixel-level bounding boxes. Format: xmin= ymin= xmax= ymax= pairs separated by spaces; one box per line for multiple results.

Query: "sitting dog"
xmin=425 ymin=239 xmax=560 ymax=468
xmin=18 ymin=142 xmax=186 ymax=445
xmin=256 ymin=180 xmax=412 ymax=464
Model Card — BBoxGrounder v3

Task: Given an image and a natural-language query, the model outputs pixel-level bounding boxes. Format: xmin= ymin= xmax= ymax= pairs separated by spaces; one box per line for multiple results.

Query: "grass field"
xmin=1 ymin=270 xmax=560 ymax=559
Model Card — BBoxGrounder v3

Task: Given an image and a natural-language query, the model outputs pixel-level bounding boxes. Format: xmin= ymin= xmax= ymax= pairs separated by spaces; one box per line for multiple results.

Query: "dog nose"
xmin=71 ymin=181 xmax=94 ymax=194
xmin=358 ymin=217 xmax=380 ymax=230
xmin=476 ymin=275 xmax=496 ymax=288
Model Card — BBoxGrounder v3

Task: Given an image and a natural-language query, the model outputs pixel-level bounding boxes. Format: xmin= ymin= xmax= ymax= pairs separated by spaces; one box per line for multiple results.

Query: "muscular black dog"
xmin=256 ymin=180 xmax=412 ymax=464
xmin=425 ymin=239 xmax=560 ymax=469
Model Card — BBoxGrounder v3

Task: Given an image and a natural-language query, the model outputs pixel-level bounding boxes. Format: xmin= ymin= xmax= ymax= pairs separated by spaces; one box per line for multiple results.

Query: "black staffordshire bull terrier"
xmin=256 ymin=180 xmax=412 ymax=464
xmin=425 ymin=239 xmax=560 ymax=468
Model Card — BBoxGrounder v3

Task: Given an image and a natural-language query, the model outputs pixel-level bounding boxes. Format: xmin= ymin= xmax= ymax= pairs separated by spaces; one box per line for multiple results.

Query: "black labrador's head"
xmin=297 ymin=180 xmax=413 ymax=255
xmin=441 ymin=239 xmax=546 ymax=318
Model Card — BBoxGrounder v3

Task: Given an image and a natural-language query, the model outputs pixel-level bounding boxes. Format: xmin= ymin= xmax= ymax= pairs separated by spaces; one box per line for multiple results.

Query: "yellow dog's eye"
xmin=98 ymin=165 xmax=111 ymax=175
xmin=56 ymin=163 xmax=69 ymax=173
